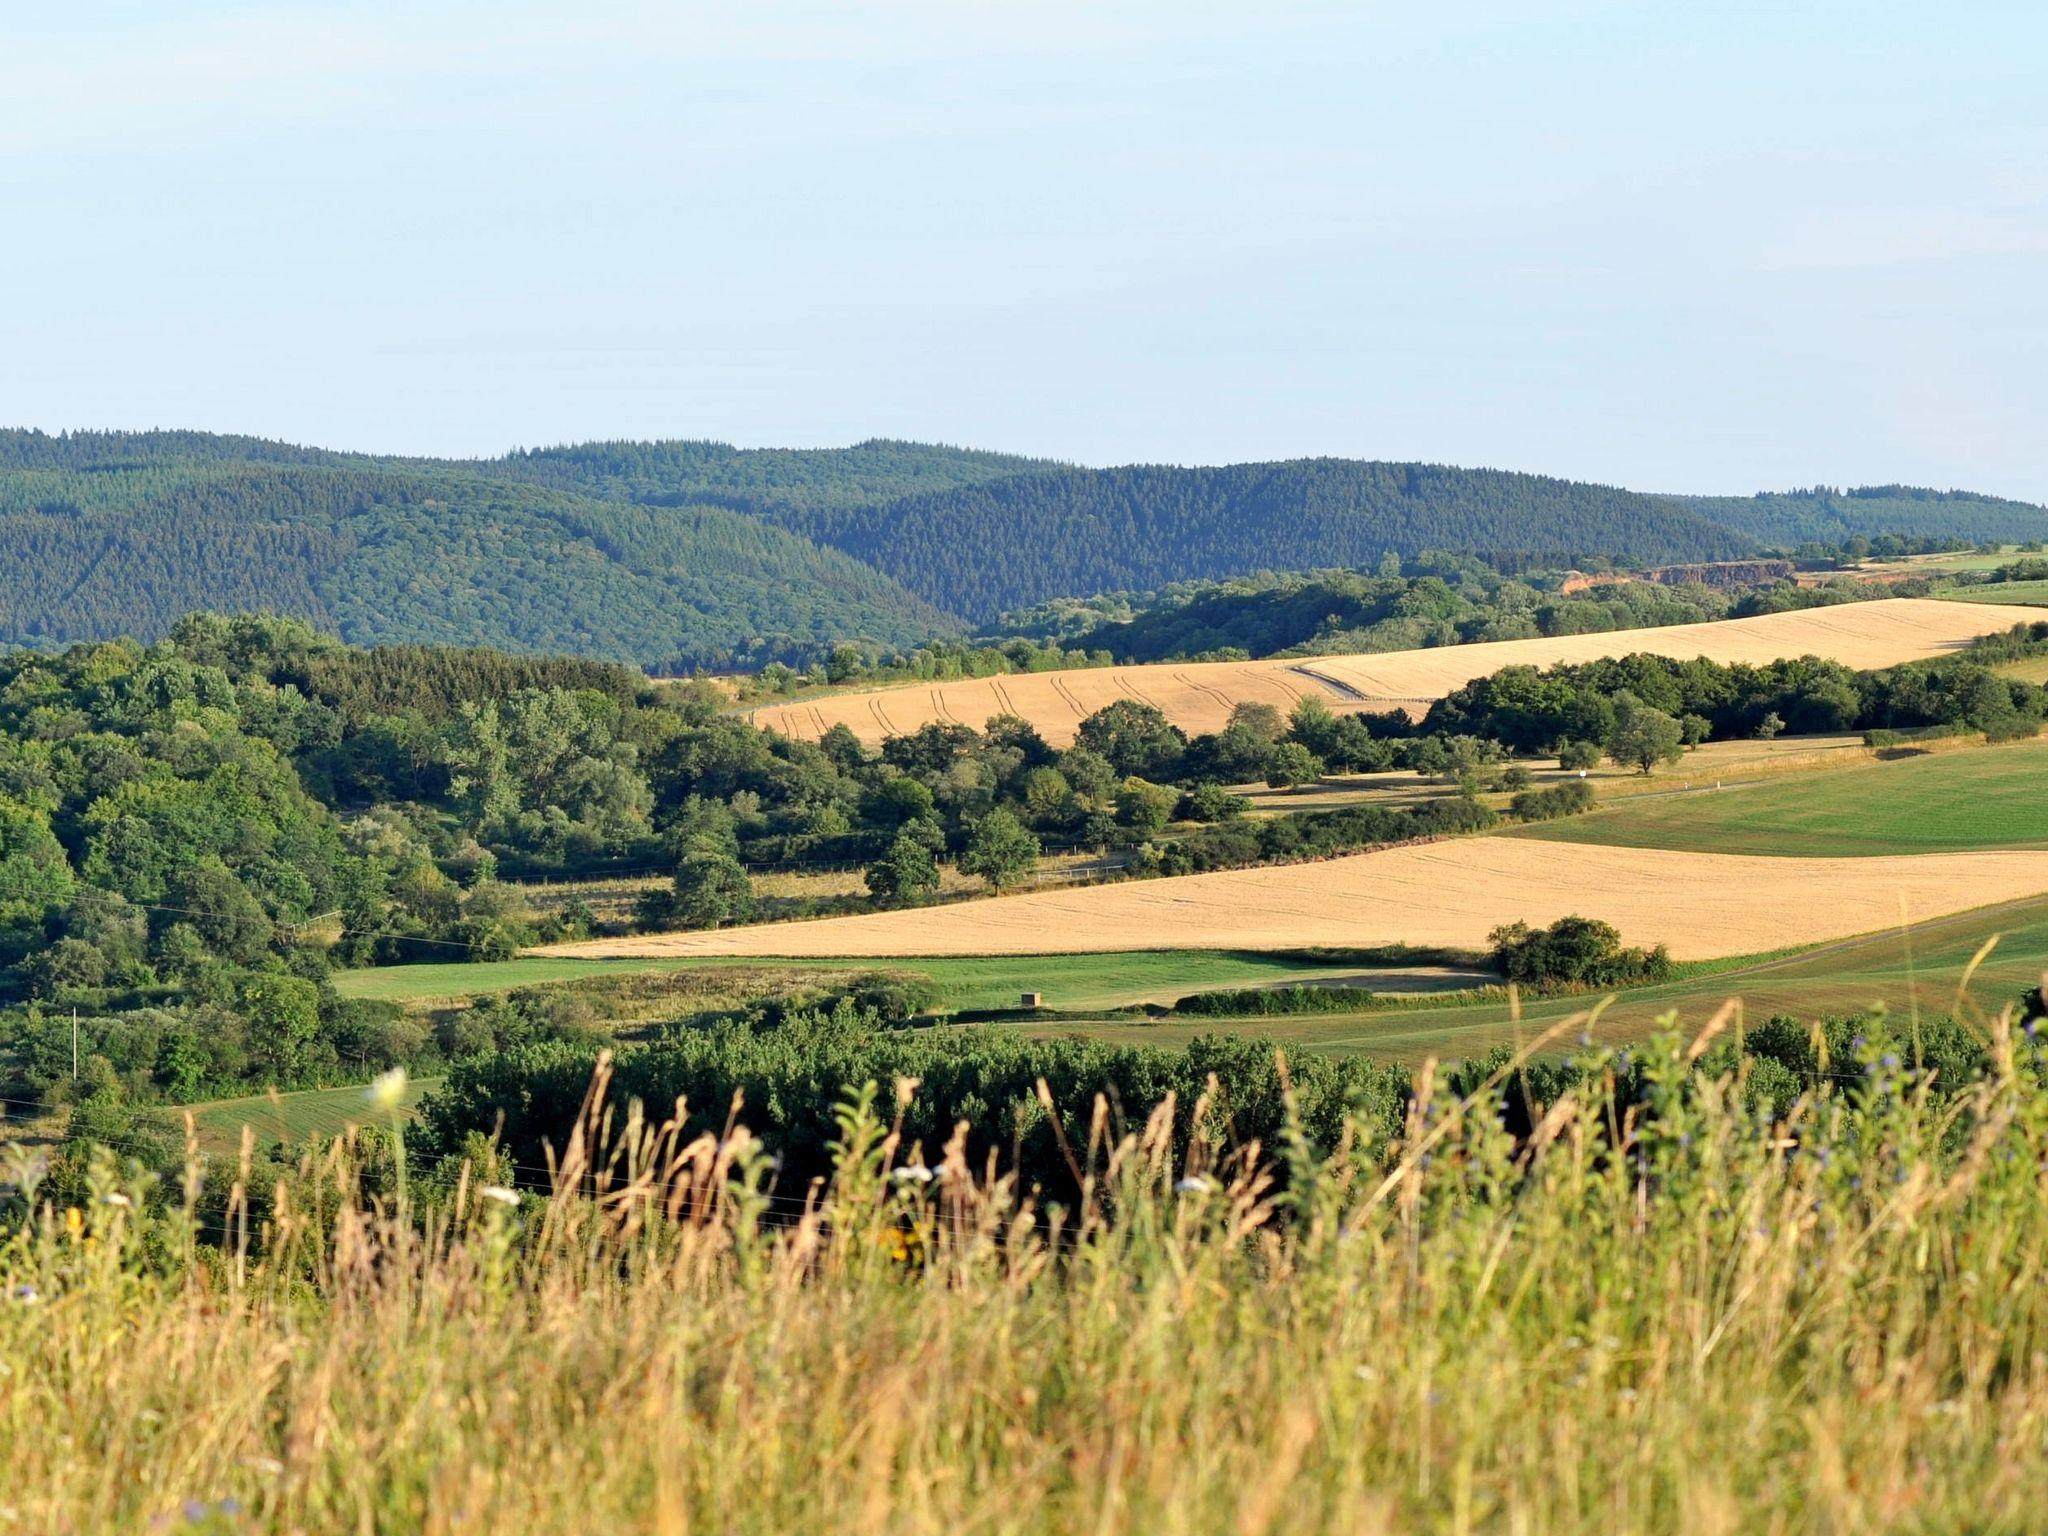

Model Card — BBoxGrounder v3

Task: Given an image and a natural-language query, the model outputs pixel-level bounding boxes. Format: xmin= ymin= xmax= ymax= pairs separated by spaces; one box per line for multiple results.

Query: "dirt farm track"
xmin=534 ymin=839 xmax=2048 ymax=965
xmin=751 ymin=599 xmax=2043 ymax=747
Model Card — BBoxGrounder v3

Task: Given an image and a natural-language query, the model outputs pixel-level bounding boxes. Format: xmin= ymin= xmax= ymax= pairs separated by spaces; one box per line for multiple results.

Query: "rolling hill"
xmin=757 ymin=460 xmax=1759 ymax=622
xmin=2 ymin=429 xmax=2042 ymax=668
xmin=0 ymin=436 xmax=958 ymax=669
xmin=1675 ymin=485 xmax=2048 ymax=546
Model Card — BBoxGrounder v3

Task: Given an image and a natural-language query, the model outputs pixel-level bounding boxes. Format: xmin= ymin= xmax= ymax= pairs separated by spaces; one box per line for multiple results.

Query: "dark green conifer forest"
xmin=0 ymin=428 xmax=2040 ymax=668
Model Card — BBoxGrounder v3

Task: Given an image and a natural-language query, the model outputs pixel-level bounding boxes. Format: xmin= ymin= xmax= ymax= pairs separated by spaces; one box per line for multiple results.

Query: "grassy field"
xmin=1039 ymin=894 xmax=2048 ymax=1061
xmin=185 ymin=1075 xmax=441 ymax=1153
xmin=1939 ymin=578 xmax=2048 ymax=606
xmin=1233 ymin=732 xmax=1876 ymax=819
xmin=1511 ymin=738 xmax=2048 ymax=858
xmin=2000 ymin=654 xmax=2048 ymax=684
xmin=332 ymin=947 xmax=1478 ymax=1013
xmin=17 ymin=1006 xmax=2048 ymax=1530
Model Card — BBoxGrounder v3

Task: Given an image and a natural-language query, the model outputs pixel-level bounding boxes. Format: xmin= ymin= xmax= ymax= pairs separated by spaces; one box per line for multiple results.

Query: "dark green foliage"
xmin=1176 ymin=784 xmax=1251 ymax=823
xmin=1677 ymin=486 xmax=2048 ymax=547
xmin=1156 ymin=793 xmax=1497 ymax=877
xmin=1075 ymin=700 xmax=1186 ymax=780
xmin=6 ymin=434 xmax=2040 ymax=670
xmin=864 ymin=834 xmax=940 ymax=906
xmin=1263 ymin=741 xmax=1324 ymax=790
xmin=418 ymin=1004 xmax=1413 ymax=1200
xmin=1609 ymin=698 xmax=1686 ymax=774
xmin=798 ymin=462 xmax=1756 ymax=622
xmin=1425 ymin=625 xmax=2048 ymax=752
xmin=1508 ymin=780 xmax=1596 ymax=822
xmin=960 ymin=809 xmax=1040 ymax=891
xmin=1171 ymin=984 xmax=1432 ymax=1017
xmin=0 ymin=433 xmax=955 ymax=669
xmin=487 ymin=437 xmax=1056 ymax=516
xmin=1488 ymin=916 xmax=1674 ymax=988
xmin=668 ymin=853 xmax=755 ymax=930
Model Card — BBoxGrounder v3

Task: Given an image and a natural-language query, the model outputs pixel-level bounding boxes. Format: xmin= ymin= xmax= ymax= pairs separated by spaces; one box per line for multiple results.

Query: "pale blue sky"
xmin=3 ymin=2 xmax=2045 ymax=499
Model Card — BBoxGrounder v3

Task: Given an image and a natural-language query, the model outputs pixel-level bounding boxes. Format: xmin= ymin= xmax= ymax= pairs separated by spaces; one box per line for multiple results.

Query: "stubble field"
xmin=533 ymin=837 xmax=2048 ymax=964
xmin=751 ymin=598 xmax=2041 ymax=745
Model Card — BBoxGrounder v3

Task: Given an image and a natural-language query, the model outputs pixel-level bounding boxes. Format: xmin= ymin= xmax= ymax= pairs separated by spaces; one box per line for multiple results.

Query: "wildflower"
xmin=183 ymin=1501 xmax=208 ymax=1523
xmin=64 ymin=1207 xmax=83 ymax=1242
xmin=8 ymin=1285 xmax=36 ymax=1305
xmin=891 ymin=1164 xmax=936 ymax=1184
xmin=102 ymin=1192 xmax=132 ymax=1209
xmin=1174 ymin=1176 xmax=1213 ymax=1195
xmin=364 ymin=1067 xmax=409 ymax=1114
xmin=476 ymin=1185 xmax=520 ymax=1207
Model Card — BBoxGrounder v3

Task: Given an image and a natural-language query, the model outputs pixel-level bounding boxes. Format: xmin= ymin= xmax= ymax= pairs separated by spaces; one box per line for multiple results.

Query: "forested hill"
xmin=773 ymin=461 xmax=1756 ymax=621
xmin=1672 ymin=486 xmax=2048 ymax=547
xmin=2 ymin=429 xmax=2041 ymax=667
xmin=0 ymin=439 xmax=956 ymax=669
xmin=484 ymin=437 xmax=1060 ymax=514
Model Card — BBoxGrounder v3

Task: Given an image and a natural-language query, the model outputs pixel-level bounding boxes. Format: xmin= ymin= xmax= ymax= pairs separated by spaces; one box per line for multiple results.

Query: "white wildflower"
xmin=1174 ymin=1176 xmax=1214 ymax=1195
xmin=477 ymin=1185 xmax=520 ymax=1207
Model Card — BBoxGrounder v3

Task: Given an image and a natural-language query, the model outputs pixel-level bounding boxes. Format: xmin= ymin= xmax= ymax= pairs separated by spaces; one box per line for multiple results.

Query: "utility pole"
xmin=71 ymin=1007 xmax=79 ymax=1081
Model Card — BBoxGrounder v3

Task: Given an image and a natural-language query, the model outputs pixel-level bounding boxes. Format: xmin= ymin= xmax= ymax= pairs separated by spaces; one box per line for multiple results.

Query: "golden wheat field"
xmin=535 ymin=838 xmax=2048 ymax=963
xmin=751 ymin=598 xmax=2042 ymax=746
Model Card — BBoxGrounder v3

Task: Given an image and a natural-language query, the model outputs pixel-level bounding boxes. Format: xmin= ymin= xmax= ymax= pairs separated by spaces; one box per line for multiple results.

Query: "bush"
xmin=1554 ymin=740 xmax=1603 ymax=771
xmin=1176 ymin=783 xmax=1251 ymax=823
xmin=1172 ymin=984 xmax=1457 ymax=1017
xmin=1487 ymin=916 xmax=1673 ymax=989
xmin=1508 ymin=780 xmax=1596 ymax=822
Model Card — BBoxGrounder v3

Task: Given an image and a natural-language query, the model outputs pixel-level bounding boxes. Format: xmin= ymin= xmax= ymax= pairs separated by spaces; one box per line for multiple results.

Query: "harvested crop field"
xmin=533 ymin=838 xmax=2048 ymax=964
xmin=752 ymin=598 xmax=2042 ymax=746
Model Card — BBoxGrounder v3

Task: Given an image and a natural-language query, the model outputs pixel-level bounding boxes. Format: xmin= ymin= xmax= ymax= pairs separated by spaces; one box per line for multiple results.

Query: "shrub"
xmin=1508 ymin=780 xmax=1595 ymax=822
xmin=1554 ymin=739 xmax=1603 ymax=771
xmin=1487 ymin=915 xmax=1673 ymax=988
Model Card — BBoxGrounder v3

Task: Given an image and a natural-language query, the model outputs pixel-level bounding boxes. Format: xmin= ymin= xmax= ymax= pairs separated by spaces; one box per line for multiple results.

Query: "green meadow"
xmin=185 ymin=1075 xmax=441 ymax=1153
xmin=1509 ymin=738 xmax=2048 ymax=858
xmin=331 ymin=948 xmax=1469 ymax=1015
xmin=1036 ymin=895 xmax=2048 ymax=1062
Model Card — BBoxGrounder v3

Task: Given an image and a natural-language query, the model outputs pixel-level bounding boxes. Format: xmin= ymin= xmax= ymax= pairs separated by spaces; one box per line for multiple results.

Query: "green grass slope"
xmin=1941 ymin=579 xmax=2048 ymax=607
xmin=1507 ymin=739 xmax=2048 ymax=858
xmin=333 ymin=948 xmax=1459 ymax=1013
xmin=1045 ymin=895 xmax=2048 ymax=1063
xmin=185 ymin=1074 xmax=439 ymax=1153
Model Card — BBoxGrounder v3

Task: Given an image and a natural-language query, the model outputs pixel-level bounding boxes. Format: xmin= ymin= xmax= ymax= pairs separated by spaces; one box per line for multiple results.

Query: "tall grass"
xmin=7 ymin=1004 xmax=2048 ymax=1533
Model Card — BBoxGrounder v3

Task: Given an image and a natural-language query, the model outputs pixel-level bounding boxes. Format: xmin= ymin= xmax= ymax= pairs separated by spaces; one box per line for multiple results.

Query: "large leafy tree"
xmin=960 ymin=809 xmax=1039 ymax=892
